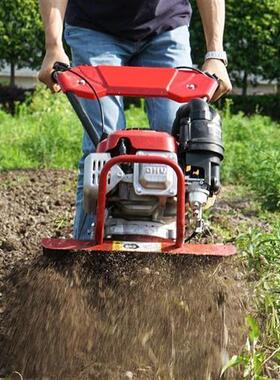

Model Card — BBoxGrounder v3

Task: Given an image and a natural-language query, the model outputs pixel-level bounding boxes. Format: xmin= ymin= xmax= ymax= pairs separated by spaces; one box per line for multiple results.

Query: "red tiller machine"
xmin=42 ymin=63 xmax=235 ymax=256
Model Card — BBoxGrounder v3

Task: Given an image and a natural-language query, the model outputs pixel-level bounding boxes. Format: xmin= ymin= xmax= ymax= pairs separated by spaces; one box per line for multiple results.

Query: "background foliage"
xmin=190 ymin=0 xmax=280 ymax=95
xmin=218 ymin=95 xmax=280 ymax=121
xmin=0 ymin=0 xmax=44 ymax=86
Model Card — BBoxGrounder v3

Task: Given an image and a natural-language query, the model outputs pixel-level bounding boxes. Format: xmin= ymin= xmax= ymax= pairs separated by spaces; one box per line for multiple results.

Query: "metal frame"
xmin=94 ymin=154 xmax=185 ymax=247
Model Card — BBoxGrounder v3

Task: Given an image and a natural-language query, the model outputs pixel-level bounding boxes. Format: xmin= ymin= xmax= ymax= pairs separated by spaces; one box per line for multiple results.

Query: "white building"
xmin=0 ymin=66 xmax=38 ymax=89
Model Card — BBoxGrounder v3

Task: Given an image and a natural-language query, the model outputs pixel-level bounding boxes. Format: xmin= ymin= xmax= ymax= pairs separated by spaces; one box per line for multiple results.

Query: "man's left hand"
xmin=202 ymin=59 xmax=232 ymax=102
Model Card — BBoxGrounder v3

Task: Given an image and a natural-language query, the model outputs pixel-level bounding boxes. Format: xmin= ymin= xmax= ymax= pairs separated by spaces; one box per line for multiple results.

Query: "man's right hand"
xmin=38 ymin=46 xmax=70 ymax=92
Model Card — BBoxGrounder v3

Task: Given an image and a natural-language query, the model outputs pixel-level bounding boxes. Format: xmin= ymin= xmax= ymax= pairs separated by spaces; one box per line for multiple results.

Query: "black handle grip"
xmin=51 ymin=70 xmax=58 ymax=83
xmin=51 ymin=61 xmax=71 ymax=83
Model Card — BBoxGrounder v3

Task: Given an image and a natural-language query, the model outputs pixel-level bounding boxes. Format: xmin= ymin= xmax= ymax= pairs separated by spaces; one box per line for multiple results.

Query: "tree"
xmin=0 ymin=0 xmax=44 ymax=87
xmin=190 ymin=0 xmax=280 ymax=95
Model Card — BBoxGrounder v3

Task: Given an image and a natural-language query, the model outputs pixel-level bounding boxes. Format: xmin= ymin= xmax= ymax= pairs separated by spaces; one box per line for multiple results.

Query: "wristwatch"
xmin=204 ymin=51 xmax=228 ymax=67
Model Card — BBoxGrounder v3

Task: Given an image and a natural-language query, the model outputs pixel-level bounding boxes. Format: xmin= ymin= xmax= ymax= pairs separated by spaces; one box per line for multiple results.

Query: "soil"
xmin=0 ymin=170 xmax=251 ymax=380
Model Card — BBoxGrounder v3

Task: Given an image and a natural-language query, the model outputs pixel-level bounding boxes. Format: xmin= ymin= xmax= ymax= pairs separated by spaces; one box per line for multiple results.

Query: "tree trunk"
xmin=277 ymin=81 xmax=280 ymax=95
xmin=10 ymin=62 xmax=16 ymax=87
xmin=242 ymin=71 xmax=248 ymax=96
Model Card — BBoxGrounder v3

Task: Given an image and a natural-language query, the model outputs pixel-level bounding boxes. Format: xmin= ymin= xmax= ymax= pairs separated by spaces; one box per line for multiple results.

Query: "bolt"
xmin=169 ymin=189 xmax=175 ymax=195
xmin=117 ymin=172 xmax=122 ymax=177
xmin=78 ymin=79 xmax=86 ymax=85
xmin=136 ymin=187 xmax=142 ymax=193
xmin=186 ymin=83 xmax=196 ymax=90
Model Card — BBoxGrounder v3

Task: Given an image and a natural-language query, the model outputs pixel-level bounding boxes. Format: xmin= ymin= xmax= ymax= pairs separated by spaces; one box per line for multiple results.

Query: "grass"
xmin=0 ymin=87 xmax=82 ymax=169
xmin=222 ymin=101 xmax=280 ymax=211
xmin=0 ymin=86 xmax=279 ymax=378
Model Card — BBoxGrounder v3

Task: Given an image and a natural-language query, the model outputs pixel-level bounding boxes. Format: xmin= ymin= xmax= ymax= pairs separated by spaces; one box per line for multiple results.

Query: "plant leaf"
xmin=220 ymin=355 xmax=243 ymax=376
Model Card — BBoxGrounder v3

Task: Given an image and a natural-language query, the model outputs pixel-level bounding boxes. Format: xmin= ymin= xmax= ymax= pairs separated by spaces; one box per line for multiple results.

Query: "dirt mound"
xmin=1 ymin=254 xmax=247 ymax=379
xmin=2 ymin=257 xmax=91 ymax=378
xmin=0 ymin=171 xmax=249 ymax=379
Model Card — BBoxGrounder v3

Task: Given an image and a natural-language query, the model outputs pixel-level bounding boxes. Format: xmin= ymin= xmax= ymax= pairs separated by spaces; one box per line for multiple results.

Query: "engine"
xmin=83 ymin=130 xmax=178 ymax=240
xmin=83 ymin=99 xmax=224 ymax=240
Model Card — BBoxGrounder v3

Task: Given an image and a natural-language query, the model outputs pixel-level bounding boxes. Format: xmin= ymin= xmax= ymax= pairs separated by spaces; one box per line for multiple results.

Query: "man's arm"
xmin=196 ymin=0 xmax=232 ymax=101
xmin=38 ymin=0 xmax=70 ymax=91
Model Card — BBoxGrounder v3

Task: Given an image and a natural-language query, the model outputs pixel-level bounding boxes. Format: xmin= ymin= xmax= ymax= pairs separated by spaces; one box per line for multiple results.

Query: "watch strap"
xmin=205 ymin=51 xmax=228 ymax=67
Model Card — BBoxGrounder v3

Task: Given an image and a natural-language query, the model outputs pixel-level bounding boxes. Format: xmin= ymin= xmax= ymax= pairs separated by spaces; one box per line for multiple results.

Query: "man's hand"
xmin=202 ymin=59 xmax=232 ymax=102
xmin=38 ymin=46 xmax=70 ymax=92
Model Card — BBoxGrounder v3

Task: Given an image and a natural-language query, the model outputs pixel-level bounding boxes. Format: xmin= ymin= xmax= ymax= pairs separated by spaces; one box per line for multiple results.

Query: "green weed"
xmin=222 ymin=317 xmax=271 ymax=379
xmin=235 ymin=223 xmax=280 ymax=378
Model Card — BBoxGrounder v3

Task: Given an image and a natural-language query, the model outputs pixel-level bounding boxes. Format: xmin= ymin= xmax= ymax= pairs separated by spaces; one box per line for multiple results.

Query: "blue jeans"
xmin=64 ymin=24 xmax=192 ymax=240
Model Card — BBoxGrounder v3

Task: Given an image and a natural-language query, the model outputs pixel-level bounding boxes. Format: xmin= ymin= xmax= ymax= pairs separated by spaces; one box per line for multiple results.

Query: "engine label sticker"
xmin=112 ymin=241 xmax=162 ymax=252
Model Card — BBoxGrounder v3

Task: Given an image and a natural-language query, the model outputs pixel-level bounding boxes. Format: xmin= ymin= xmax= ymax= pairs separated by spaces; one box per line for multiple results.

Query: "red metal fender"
xmin=42 ymin=238 xmax=236 ymax=257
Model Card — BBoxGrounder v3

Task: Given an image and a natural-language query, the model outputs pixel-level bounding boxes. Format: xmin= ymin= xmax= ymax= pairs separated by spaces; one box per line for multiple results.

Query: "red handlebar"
xmin=56 ymin=65 xmax=218 ymax=102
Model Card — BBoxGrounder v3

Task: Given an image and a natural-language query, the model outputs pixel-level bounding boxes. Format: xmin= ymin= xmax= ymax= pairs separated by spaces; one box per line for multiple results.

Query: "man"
xmin=38 ymin=0 xmax=232 ymax=240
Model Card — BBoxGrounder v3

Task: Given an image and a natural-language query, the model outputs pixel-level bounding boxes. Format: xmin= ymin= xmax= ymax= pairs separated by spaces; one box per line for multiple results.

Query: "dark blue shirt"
xmin=65 ymin=0 xmax=192 ymax=41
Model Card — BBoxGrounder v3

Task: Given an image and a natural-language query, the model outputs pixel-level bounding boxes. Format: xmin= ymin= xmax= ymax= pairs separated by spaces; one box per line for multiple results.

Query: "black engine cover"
xmin=172 ymin=98 xmax=224 ymax=194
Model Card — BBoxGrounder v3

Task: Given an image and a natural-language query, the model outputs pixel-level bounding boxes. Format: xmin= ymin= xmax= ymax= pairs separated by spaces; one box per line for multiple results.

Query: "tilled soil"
xmin=0 ymin=170 xmax=250 ymax=379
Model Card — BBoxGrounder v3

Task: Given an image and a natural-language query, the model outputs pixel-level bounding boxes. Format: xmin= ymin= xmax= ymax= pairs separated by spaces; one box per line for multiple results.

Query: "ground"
xmin=0 ymin=170 xmax=252 ymax=379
